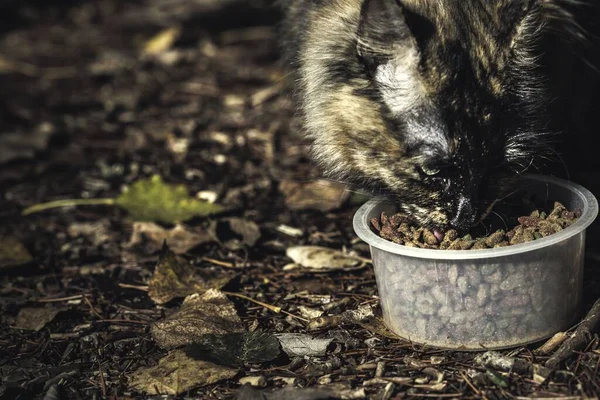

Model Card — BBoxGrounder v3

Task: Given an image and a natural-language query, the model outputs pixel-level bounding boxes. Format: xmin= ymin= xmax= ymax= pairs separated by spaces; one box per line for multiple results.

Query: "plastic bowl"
xmin=353 ymin=174 xmax=598 ymax=350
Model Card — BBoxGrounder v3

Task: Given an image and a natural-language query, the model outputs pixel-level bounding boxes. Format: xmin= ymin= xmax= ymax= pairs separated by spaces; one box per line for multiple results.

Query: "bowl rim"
xmin=352 ymin=173 xmax=599 ymax=260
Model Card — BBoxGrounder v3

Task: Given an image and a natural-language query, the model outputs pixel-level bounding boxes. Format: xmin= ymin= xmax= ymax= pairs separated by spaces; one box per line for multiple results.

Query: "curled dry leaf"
xmin=67 ymin=220 xmax=111 ymax=247
xmin=129 ymin=350 xmax=237 ymax=396
xmin=275 ymin=333 xmax=333 ymax=357
xmin=210 ymin=218 xmax=262 ymax=249
xmin=0 ymin=237 xmax=33 ymax=269
xmin=128 ymin=222 xmax=214 ymax=254
xmin=148 ymin=246 xmax=233 ymax=304
xmin=151 ymin=289 xmax=244 ymax=349
xmin=142 ymin=27 xmax=181 ymax=56
xmin=285 ymin=246 xmax=366 ymax=273
xmin=279 ymin=179 xmax=349 ymax=212
xmin=14 ymin=307 xmax=63 ymax=331
xmin=298 ymin=306 xmax=323 ymax=320
xmin=0 ymin=122 xmax=54 ymax=164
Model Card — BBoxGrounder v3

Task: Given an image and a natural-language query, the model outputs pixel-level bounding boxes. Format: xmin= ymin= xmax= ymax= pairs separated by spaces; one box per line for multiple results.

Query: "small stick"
xmin=201 ymin=257 xmax=235 ymax=268
xmin=459 ymin=371 xmax=488 ymax=400
xmin=38 ymin=294 xmax=92 ymax=303
xmin=534 ymin=332 xmax=568 ymax=355
xmin=98 ymin=361 xmax=107 ymax=398
xmin=83 ymin=296 xmax=104 ymax=320
xmin=222 ymin=291 xmax=308 ymax=322
xmin=118 ymin=283 xmax=148 ymax=291
xmin=545 ymin=297 xmax=600 ymax=369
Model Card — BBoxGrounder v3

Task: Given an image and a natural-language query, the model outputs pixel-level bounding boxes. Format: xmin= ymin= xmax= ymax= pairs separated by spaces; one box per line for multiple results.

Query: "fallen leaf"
xmin=143 ymin=27 xmax=181 ymax=55
xmin=166 ymin=132 xmax=190 ymax=162
xmin=275 ymin=333 xmax=333 ymax=357
xmin=0 ymin=123 xmax=54 ymax=164
xmin=285 ymin=246 xmax=366 ymax=273
xmin=22 ymin=175 xmax=225 ymax=223
xmin=129 ymin=350 xmax=237 ymax=395
xmin=228 ymin=218 xmax=261 ymax=246
xmin=116 ymin=175 xmax=225 ymax=224
xmin=148 ymin=246 xmax=233 ymax=304
xmin=151 ymin=289 xmax=244 ymax=349
xmin=186 ymin=331 xmax=280 ymax=367
xmin=297 ymin=306 xmax=323 ymax=320
xmin=14 ymin=307 xmax=62 ymax=331
xmin=279 ymin=180 xmax=349 ymax=212
xmin=128 ymin=222 xmax=214 ymax=254
xmin=211 ymin=218 xmax=261 ymax=249
xmin=275 ymin=225 xmax=304 ymax=237
xmin=67 ymin=220 xmax=111 ymax=247
xmin=0 ymin=237 xmax=33 ymax=269
xmin=236 ymin=384 xmax=366 ymax=400
xmin=239 ymin=375 xmax=267 ymax=388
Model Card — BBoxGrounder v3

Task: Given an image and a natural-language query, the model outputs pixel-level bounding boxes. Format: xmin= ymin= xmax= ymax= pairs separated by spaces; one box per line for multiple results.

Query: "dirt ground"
xmin=1 ymin=1 xmax=600 ymax=399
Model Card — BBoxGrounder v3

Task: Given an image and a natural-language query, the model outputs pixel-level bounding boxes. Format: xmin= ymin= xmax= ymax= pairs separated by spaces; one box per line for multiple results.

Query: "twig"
xmin=459 ymin=371 xmax=487 ymax=400
xmin=222 ymin=291 xmax=308 ymax=322
xmin=117 ymin=283 xmax=149 ymax=291
xmin=535 ymin=332 xmax=569 ymax=355
xmin=545 ymin=297 xmax=600 ymax=369
xmin=97 ymin=361 xmax=107 ymax=398
xmin=98 ymin=319 xmax=147 ymax=325
xmin=83 ymin=296 xmax=104 ymax=320
xmin=201 ymin=257 xmax=235 ymax=268
xmin=37 ymin=294 xmax=92 ymax=303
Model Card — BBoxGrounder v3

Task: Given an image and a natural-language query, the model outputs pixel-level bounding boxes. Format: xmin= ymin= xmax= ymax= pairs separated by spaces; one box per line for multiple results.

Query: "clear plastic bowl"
xmin=353 ymin=174 xmax=598 ymax=350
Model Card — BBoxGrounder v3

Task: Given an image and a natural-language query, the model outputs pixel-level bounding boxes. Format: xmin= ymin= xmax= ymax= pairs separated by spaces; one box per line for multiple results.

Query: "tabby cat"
xmin=279 ymin=0 xmax=597 ymax=232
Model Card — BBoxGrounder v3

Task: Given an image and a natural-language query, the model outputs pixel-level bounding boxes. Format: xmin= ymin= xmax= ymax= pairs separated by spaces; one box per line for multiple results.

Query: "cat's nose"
xmin=449 ymin=195 xmax=477 ymax=231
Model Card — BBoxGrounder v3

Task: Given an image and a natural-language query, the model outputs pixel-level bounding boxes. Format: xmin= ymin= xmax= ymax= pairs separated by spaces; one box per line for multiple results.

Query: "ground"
xmin=1 ymin=1 xmax=600 ymax=399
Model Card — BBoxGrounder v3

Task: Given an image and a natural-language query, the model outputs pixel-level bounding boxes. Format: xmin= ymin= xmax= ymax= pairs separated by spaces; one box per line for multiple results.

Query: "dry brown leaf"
xmin=275 ymin=333 xmax=333 ymax=357
xmin=143 ymin=27 xmax=181 ymax=55
xmin=279 ymin=179 xmax=349 ymax=212
xmin=148 ymin=247 xmax=232 ymax=304
xmin=14 ymin=307 xmax=63 ymax=331
xmin=68 ymin=220 xmax=111 ymax=246
xmin=0 ymin=237 xmax=33 ymax=269
xmin=128 ymin=222 xmax=213 ymax=254
xmin=129 ymin=350 xmax=237 ymax=395
xmin=151 ymin=289 xmax=244 ymax=349
xmin=210 ymin=218 xmax=262 ymax=250
xmin=285 ymin=246 xmax=366 ymax=273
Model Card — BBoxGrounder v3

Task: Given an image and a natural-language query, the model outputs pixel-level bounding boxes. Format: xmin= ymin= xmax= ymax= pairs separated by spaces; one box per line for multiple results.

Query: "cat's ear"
xmin=357 ymin=0 xmax=412 ymax=63
xmin=357 ymin=0 xmax=435 ymax=69
xmin=509 ymin=0 xmax=583 ymax=45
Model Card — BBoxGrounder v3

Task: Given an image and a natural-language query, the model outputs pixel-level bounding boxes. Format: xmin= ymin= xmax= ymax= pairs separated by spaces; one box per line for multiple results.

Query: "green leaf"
xmin=116 ymin=175 xmax=225 ymax=223
xmin=22 ymin=175 xmax=224 ymax=224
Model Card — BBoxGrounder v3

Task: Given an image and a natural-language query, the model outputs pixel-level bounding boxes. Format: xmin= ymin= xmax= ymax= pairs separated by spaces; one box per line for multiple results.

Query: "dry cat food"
xmin=371 ymin=201 xmax=582 ymax=250
xmin=375 ymin=244 xmax=581 ymax=348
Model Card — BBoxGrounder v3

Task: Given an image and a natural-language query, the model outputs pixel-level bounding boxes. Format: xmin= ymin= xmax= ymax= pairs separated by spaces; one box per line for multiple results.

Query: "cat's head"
xmin=297 ymin=0 xmax=576 ymax=231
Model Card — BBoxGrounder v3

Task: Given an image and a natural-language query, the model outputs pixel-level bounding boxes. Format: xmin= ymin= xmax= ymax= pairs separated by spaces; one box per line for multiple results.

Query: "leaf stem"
xmin=22 ymin=198 xmax=116 ymax=216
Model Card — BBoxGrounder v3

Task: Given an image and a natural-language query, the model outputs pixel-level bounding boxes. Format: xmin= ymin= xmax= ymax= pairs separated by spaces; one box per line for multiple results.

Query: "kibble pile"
xmin=371 ymin=201 xmax=582 ymax=250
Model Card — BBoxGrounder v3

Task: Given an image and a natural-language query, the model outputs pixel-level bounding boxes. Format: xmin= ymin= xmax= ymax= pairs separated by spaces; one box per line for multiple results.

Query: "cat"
xmin=278 ymin=0 xmax=597 ymax=233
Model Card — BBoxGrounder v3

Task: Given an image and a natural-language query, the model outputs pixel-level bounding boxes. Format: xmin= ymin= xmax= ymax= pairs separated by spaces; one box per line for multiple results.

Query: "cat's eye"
xmin=417 ymin=165 xmax=440 ymax=176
